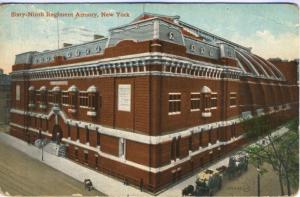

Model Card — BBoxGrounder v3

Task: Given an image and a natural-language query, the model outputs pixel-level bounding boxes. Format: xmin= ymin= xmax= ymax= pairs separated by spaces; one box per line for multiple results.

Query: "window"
xmin=190 ymin=93 xmax=200 ymax=112
xmin=79 ymin=92 xmax=88 ymax=107
xmin=28 ymin=86 xmax=35 ymax=108
xmin=189 ymin=135 xmax=193 ymax=151
xmin=67 ymin=124 xmax=70 ymax=138
xmin=16 ymin=85 xmax=20 ymax=101
xmin=76 ymin=125 xmax=79 ymax=140
xmin=84 ymin=151 xmax=88 ymax=163
xmin=190 ymin=44 xmax=196 ymax=52
xmin=40 ymin=86 xmax=47 ymax=108
xmin=52 ymin=86 xmax=61 ymax=104
xmin=74 ymin=148 xmax=78 ymax=160
xmin=203 ymin=94 xmax=211 ymax=109
xmin=168 ymin=93 xmax=181 ymax=115
xmin=36 ymin=91 xmax=40 ymax=103
xmin=119 ymin=138 xmax=126 ymax=158
xmin=48 ymin=91 xmax=53 ymax=103
xmin=176 ymin=136 xmax=181 ymax=158
xmin=86 ymin=127 xmax=89 ymax=143
xmin=68 ymin=85 xmax=78 ymax=113
xmin=97 ymin=131 xmax=100 ymax=146
xmin=62 ymin=91 xmax=69 ymax=105
xmin=199 ymin=132 xmax=202 ymax=147
xmin=88 ymin=93 xmax=97 ymax=110
xmin=200 ymin=47 xmax=205 ymax=54
xmin=211 ymin=93 xmax=218 ymax=109
xmin=86 ymin=85 xmax=98 ymax=117
xmin=229 ymin=92 xmax=237 ymax=107
xmin=171 ymin=137 xmax=176 ymax=161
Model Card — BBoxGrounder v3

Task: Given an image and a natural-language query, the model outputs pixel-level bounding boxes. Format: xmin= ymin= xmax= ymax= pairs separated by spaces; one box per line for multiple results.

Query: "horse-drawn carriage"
xmin=182 ymin=151 xmax=249 ymax=196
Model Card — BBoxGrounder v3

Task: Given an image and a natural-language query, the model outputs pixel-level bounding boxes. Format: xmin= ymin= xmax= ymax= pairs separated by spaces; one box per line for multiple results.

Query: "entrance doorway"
xmin=52 ymin=124 xmax=63 ymax=144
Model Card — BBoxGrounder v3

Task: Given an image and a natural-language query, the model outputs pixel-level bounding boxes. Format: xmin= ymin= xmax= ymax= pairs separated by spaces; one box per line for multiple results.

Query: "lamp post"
xmin=39 ymin=129 xmax=45 ymax=161
xmin=42 ymin=141 xmax=44 ymax=161
xmin=256 ymin=157 xmax=261 ymax=196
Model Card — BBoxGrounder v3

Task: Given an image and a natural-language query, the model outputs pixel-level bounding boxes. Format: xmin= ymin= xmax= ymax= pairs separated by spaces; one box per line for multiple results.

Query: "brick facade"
xmin=9 ymin=13 xmax=299 ymax=193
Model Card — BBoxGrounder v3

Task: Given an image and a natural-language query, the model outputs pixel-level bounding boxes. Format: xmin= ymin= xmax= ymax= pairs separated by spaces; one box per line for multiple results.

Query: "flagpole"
xmin=57 ymin=16 xmax=60 ymax=49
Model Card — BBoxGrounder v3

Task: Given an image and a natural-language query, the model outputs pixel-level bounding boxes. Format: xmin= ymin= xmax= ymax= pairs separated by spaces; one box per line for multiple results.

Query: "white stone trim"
xmin=202 ymin=111 xmax=212 ymax=117
xmin=9 ymin=121 xmax=245 ymax=174
xmin=10 ymin=102 xmax=295 ymax=146
xmin=168 ymin=111 xmax=181 ymax=115
xmin=11 ymin=52 xmax=244 ymax=82
xmin=87 ymin=111 xmax=97 ymax=117
xmin=11 ymin=108 xmax=240 ymax=145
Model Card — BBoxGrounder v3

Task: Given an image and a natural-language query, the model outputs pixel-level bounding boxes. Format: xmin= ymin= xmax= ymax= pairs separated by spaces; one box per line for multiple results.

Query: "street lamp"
xmin=42 ymin=140 xmax=44 ymax=161
xmin=39 ymin=129 xmax=46 ymax=161
xmin=256 ymin=157 xmax=261 ymax=196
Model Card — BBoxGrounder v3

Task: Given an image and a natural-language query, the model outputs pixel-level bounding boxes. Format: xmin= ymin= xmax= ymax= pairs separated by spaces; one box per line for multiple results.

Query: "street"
xmin=216 ymin=162 xmax=297 ymax=196
xmin=0 ymin=128 xmax=105 ymax=196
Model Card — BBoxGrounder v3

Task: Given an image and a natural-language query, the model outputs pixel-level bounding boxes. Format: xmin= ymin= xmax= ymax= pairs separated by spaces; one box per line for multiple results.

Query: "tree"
xmin=244 ymin=117 xmax=299 ymax=196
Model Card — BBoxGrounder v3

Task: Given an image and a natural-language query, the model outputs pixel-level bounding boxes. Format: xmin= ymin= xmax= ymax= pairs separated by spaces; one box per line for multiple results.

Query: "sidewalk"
xmin=0 ymin=126 xmax=290 ymax=196
xmin=0 ymin=132 xmax=151 ymax=196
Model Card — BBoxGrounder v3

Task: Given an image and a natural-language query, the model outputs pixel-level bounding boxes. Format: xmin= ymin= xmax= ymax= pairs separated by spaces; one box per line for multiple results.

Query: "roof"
xmin=13 ymin=12 xmax=285 ymax=81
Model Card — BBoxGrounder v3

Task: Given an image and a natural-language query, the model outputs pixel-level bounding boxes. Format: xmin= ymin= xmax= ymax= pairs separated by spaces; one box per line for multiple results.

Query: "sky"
xmin=0 ymin=3 xmax=299 ymax=74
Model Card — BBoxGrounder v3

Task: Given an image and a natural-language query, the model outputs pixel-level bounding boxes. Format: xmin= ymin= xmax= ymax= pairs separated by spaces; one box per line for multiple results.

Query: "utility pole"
xmin=142 ymin=3 xmax=146 ymax=13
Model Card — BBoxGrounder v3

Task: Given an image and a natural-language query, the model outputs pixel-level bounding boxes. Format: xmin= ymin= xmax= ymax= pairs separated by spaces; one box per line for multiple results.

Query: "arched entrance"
xmin=52 ymin=124 xmax=63 ymax=144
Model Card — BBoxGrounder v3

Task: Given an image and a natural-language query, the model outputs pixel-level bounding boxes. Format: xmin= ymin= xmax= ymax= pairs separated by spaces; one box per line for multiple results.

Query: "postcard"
xmin=0 ymin=2 xmax=299 ymax=196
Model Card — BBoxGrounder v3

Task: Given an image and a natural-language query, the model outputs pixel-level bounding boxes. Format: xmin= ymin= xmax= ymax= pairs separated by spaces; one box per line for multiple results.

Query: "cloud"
xmin=231 ymin=30 xmax=299 ymax=61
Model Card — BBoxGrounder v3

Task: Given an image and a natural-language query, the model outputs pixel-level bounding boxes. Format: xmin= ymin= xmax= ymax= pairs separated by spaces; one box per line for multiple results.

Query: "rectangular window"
xmin=189 ymin=135 xmax=193 ymax=151
xmin=84 ymin=151 xmax=88 ymax=163
xmin=48 ymin=91 xmax=53 ymax=104
xmin=76 ymin=126 xmax=79 ymax=140
xmin=229 ymin=92 xmax=237 ymax=107
xmin=79 ymin=92 xmax=88 ymax=107
xmin=36 ymin=91 xmax=40 ymax=103
xmin=211 ymin=92 xmax=218 ymax=109
xmin=74 ymin=148 xmax=78 ymax=160
xmin=62 ymin=91 xmax=69 ymax=105
xmin=176 ymin=137 xmax=181 ymax=158
xmin=67 ymin=124 xmax=70 ymax=138
xmin=16 ymin=85 xmax=20 ymax=101
xmin=190 ymin=92 xmax=200 ymax=112
xmin=97 ymin=132 xmax=100 ymax=146
xmin=171 ymin=137 xmax=176 ymax=161
xmin=86 ymin=128 xmax=89 ymax=143
xmin=168 ymin=93 xmax=181 ymax=115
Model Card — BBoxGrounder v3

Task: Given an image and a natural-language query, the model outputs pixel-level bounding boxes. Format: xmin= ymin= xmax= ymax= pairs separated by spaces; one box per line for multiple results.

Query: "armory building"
xmin=10 ymin=13 xmax=299 ymax=192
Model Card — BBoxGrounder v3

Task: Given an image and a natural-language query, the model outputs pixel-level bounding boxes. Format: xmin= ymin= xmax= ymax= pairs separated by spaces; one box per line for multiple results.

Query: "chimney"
xmin=94 ymin=34 xmax=104 ymax=40
xmin=63 ymin=43 xmax=72 ymax=47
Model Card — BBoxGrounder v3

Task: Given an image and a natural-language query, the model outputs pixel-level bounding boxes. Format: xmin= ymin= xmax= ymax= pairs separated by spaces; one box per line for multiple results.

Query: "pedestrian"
xmin=140 ymin=179 xmax=143 ymax=192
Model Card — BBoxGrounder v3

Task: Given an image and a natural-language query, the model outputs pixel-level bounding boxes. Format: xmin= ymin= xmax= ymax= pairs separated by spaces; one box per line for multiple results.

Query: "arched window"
xmin=39 ymin=86 xmax=47 ymax=109
xmin=28 ymin=86 xmax=35 ymax=108
xmin=68 ymin=85 xmax=78 ymax=114
xmin=201 ymin=86 xmax=212 ymax=118
xmin=87 ymin=85 xmax=98 ymax=117
xmin=52 ymin=86 xmax=61 ymax=106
